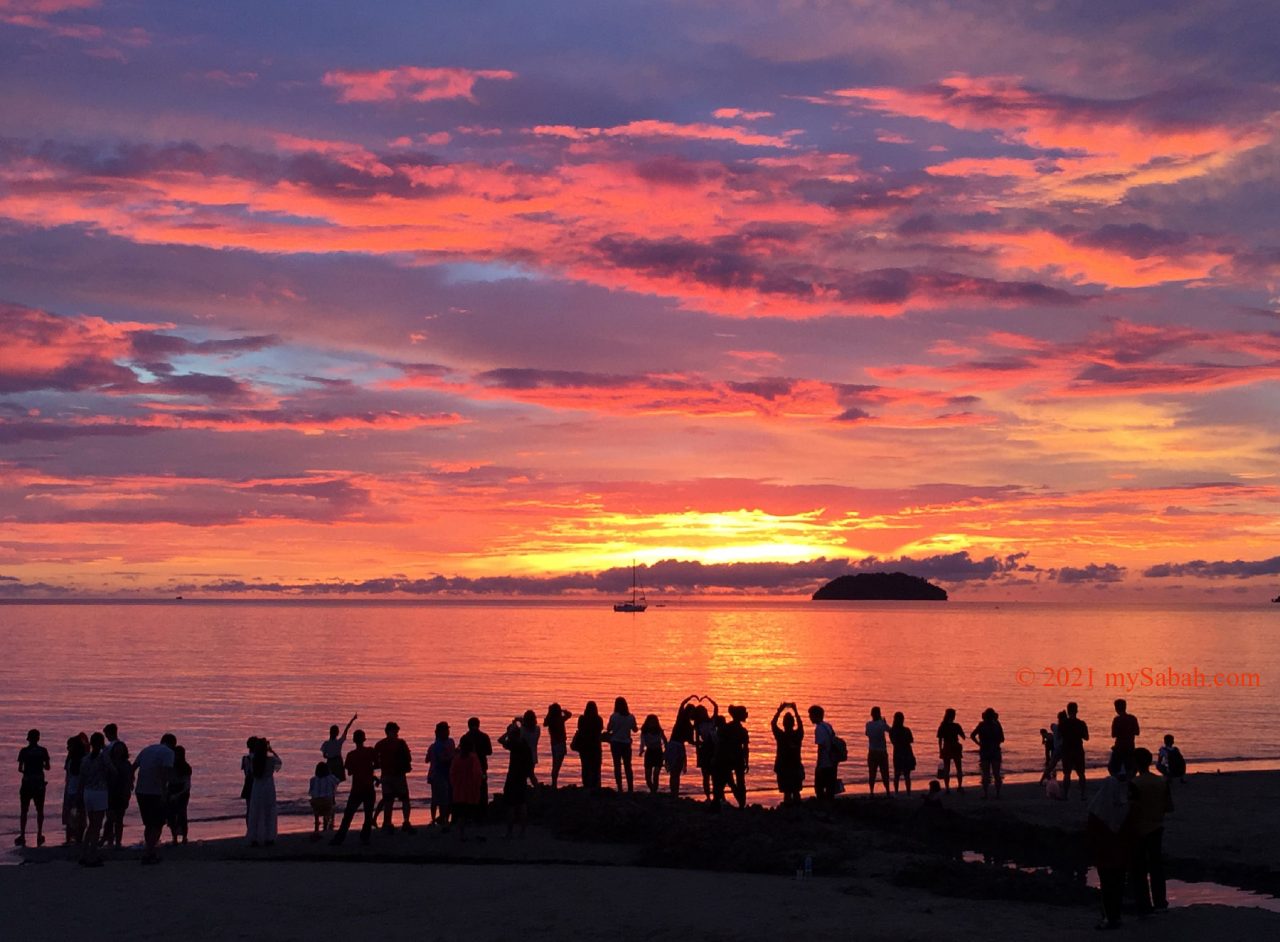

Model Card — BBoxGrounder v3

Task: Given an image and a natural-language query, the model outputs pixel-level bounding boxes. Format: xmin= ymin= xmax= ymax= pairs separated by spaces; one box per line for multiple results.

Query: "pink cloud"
xmin=322 ymin=65 xmax=516 ymax=104
xmin=712 ymin=108 xmax=774 ymax=121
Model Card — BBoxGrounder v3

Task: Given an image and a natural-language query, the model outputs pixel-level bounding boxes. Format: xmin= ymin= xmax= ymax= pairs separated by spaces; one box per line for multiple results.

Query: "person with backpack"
xmin=1156 ymin=734 xmax=1186 ymax=783
xmin=808 ymin=705 xmax=845 ymax=801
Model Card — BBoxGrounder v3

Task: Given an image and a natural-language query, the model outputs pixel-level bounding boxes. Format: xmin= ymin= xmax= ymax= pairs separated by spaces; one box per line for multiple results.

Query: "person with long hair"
xmin=542 ymin=703 xmax=573 ymax=789
xmin=499 ymin=720 xmax=532 ymax=838
xmin=78 ymin=733 xmax=111 ymax=867
xmin=167 ymin=744 xmax=192 ymax=843
xmin=606 ymin=696 xmax=638 ymax=793
xmin=936 ymin=708 xmax=966 ymax=794
xmin=575 ymin=701 xmax=604 ymax=791
xmin=104 ymin=740 xmax=133 ymax=848
xmin=771 ymin=702 xmax=804 ymax=806
xmin=694 ymin=698 xmax=720 ymax=799
xmin=520 ymin=710 xmax=541 ymax=787
xmin=640 ymin=714 xmax=667 ymax=794
xmin=62 ymin=734 xmax=86 ymax=845
xmin=246 ymin=736 xmax=282 ymax=847
xmin=889 ymin=711 xmax=916 ymax=795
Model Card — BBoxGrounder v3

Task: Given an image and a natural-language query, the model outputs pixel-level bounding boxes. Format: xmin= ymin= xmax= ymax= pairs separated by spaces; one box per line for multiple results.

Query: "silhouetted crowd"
xmin=17 ymin=695 xmax=1183 ymax=927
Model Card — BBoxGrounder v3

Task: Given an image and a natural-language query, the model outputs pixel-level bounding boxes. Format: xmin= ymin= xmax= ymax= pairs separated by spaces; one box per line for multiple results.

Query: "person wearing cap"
xmin=373 ymin=722 xmax=415 ymax=834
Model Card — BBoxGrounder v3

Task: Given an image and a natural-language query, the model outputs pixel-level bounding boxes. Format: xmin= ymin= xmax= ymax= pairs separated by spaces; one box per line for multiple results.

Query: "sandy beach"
xmin=8 ymin=771 xmax=1278 ymax=940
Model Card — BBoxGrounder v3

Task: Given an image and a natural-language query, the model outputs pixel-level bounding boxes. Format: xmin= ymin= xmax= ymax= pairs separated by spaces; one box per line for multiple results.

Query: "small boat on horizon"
xmin=614 ymin=562 xmax=647 ymax=613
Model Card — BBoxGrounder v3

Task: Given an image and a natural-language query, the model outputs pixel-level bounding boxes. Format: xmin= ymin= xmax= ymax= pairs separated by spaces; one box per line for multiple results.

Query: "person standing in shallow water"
xmin=543 ymin=703 xmax=572 ymax=789
xmin=936 ymin=708 xmax=966 ymax=794
xmin=865 ymin=707 xmax=892 ymax=797
xmin=322 ymin=714 xmax=357 ymax=784
xmin=770 ymin=702 xmax=804 ymax=805
xmin=889 ymin=711 xmax=915 ymax=795
xmin=575 ymin=701 xmax=604 ymax=791
xmin=1110 ymin=699 xmax=1140 ymax=776
xmin=971 ymin=708 xmax=1004 ymax=799
xmin=606 ymin=697 xmax=638 ymax=793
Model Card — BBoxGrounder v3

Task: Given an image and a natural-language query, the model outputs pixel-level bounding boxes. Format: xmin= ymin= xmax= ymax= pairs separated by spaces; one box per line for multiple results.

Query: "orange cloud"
xmin=322 ymin=65 xmax=515 ymax=103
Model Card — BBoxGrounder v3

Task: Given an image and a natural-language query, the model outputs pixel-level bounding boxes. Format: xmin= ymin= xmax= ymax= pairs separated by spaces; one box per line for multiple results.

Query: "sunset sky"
xmin=2 ymin=1 xmax=1278 ymax=599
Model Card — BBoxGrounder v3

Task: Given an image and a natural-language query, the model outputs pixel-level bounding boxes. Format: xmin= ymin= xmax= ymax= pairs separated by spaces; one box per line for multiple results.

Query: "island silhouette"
xmin=811 ymin=572 xmax=947 ymax=601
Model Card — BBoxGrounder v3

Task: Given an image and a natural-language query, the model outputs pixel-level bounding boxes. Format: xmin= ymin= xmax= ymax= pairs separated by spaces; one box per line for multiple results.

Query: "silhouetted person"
xmin=1129 ymin=747 xmax=1173 ymax=914
xmin=374 ymin=721 xmax=414 ymax=833
xmin=575 ymin=701 xmax=604 ymax=791
xmin=103 ymin=723 xmax=125 ymax=758
xmin=771 ymin=702 xmax=804 ymax=805
xmin=16 ymin=728 xmax=50 ymax=848
xmin=607 ymin=696 xmax=638 ymax=793
xmin=240 ymin=736 xmax=257 ymax=821
xmin=426 ymin=721 xmax=455 ymax=828
xmin=1087 ymin=772 xmax=1134 ymax=930
xmin=499 ymin=721 xmax=532 ymax=838
xmin=519 ymin=710 xmax=541 ymax=786
xmin=62 ymin=734 xmax=86 ymax=845
xmin=889 ymin=711 xmax=916 ymax=795
xmin=666 ymin=709 xmax=689 ymax=797
xmin=673 ymin=695 xmax=698 ymax=747
xmin=1041 ymin=710 xmax=1066 ymax=782
xmin=971 ymin=708 xmax=1004 ymax=799
xmin=865 ymin=707 xmax=892 ymax=796
xmin=640 ymin=714 xmax=667 ymax=793
xmin=134 ymin=732 xmax=176 ymax=863
xmin=167 ymin=744 xmax=191 ymax=844
xmin=309 ymin=761 xmax=338 ymax=838
xmin=936 ymin=708 xmax=966 ymax=794
xmin=78 ymin=733 xmax=111 ymax=867
xmin=694 ymin=698 xmax=720 ymax=798
xmin=543 ymin=703 xmax=572 ymax=789
xmin=450 ymin=738 xmax=484 ymax=841
xmin=459 ymin=717 xmax=493 ymax=814
xmin=245 ymin=736 xmax=280 ymax=847
xmin=322 ymin=714 xmax=357 ymax=783
xmin=331 ymin=729 xmax=377 ymax=845
xmin=105 ymin=741 xmax=133 ymax=848
xmin=809 ymin=705 xmax=839 ymax=801
xmin=1059 ymin=702 xmax=1090 ymax=800
xmin=1110 ymin=699 xmax=1139 ymax=775
xmin=1157 ymin=734 xmax=1186 ymax=783
xmin=712 ymin=705 xmax=749 ymax=808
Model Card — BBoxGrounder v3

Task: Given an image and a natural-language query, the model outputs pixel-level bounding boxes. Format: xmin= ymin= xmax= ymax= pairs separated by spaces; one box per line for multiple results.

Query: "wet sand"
xmin=6 ymin=771 xmax=1278 ymax=941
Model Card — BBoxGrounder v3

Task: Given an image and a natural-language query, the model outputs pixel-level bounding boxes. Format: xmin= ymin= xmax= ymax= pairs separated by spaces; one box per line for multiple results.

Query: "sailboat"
xmin=613 ymin=562 xmax=647 ymax=612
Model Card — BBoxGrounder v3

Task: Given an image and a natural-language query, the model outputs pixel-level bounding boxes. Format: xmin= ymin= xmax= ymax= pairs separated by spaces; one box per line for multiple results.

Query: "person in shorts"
xmin=17 ymin=728 xmax=51 ymax=847
xmin=132 ymin=733 xmax=176 ymax=864
xmin=374 ymin=722 xmax=415 ymax=834
xmin=309 ymin=761 xmax=338 ymax=838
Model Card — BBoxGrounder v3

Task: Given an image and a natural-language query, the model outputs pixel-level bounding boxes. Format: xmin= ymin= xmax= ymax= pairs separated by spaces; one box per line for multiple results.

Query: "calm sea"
xmin=2 ymin=600 xmax=1276 ymax=839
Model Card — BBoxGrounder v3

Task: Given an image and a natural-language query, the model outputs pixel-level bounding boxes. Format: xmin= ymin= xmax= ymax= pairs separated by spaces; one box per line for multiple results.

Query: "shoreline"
xmin=7 ymin=770 xmax=1279 ymax=939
